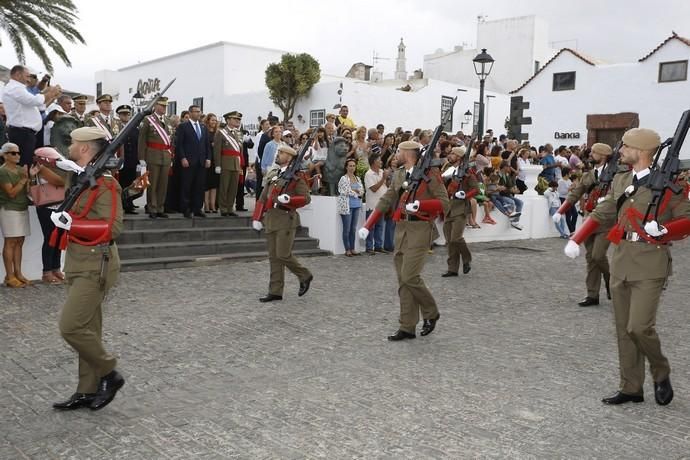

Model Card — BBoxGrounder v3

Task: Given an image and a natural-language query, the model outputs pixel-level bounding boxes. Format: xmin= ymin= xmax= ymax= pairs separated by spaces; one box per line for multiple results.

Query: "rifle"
xmin=452 ymin=138 xmax=475 ymax=183
xmin=642 ymin=109 xmax=690 ymax=226
xmin=267 ymin=128 xmax=320 ymax=207
xmin=55 ymin=78 xmax=176 ymax=218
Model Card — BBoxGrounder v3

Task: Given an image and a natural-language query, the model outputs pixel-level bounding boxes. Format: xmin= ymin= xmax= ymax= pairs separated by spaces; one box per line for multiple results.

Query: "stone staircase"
xmin=116 ymin=213 xmax=329 ymax=271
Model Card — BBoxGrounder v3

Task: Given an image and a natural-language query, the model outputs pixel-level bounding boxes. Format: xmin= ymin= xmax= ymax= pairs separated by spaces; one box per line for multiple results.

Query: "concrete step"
xmin=117 ymin=226 xmax=309 ymax=245
xmin=120 ymin=248 xmax=331 ymax=272
xmin=117 ymin=237 xmax=320 ymax=260
xmin=123 ymin=213 xmax=251 ymax=231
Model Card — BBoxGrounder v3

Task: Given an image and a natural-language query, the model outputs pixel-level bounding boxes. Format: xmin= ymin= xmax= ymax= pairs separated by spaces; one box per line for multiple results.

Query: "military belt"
xmin=622 ymin=231 xmax=666 ymax=244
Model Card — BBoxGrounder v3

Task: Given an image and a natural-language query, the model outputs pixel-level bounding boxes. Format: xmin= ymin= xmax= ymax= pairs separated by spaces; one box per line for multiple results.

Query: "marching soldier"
xmin=70 ymin=94 xmax=89 ymax=126
xmin=86 ymin=94 xmax=121 ymax=140
xmin=251 ymin=145 xmax=313 ymax=302
xmin=554 ymin=142 xmax=614 ymax=306
xmin=359 ymin=141 xmax=449 ymax=341
xmin=138 ymin=97 xmax=172 ymax=218
xmin=441 ymin=146 xmax=479 ymax=277
xmin=214 ymin=111 xmax=244 ymax=216
xmin=50 ymin=127 xmax=126 ymax=411
xmin=565 ymin=128 xmax=690 ymax=406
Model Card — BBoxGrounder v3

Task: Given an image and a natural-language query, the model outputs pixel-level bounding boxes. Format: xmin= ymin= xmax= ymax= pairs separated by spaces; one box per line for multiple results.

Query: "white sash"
xmin=146 ymin=115 xmax=171 ymax=146
xmin=220 ymin=128 xmax=242 ymax=152
xmin=91 ymin=116 xmax=113 ymax=140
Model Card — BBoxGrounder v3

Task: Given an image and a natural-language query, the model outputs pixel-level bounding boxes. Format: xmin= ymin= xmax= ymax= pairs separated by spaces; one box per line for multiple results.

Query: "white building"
xmin=423 ymin=15 xmax=556 ymax=94
xmin=510 ymin=32 xmax=690 ymax=158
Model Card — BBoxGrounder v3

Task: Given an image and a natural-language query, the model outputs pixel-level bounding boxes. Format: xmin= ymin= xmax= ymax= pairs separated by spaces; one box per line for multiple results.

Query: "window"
xmin=552 ymin=71 xmax=576 ymax=91
xmin=192 ymin=97 xmax=204 ymax=112
xmin=440 ymin=96 xmax=454 ymax=131
xmin=659 ymin=60 xmax=688 ymax=83
xmin=167 ymin=101 xmax=177 ymax=116
xmin=96 ymin=82 xmax=102 ymax=98
xmin=309 ymin=109 xmax=325 ymax=128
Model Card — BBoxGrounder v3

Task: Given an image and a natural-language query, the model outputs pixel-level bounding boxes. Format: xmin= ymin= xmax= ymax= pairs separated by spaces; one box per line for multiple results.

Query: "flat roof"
xmin=118 ymin=41 xmax=289 ymax=71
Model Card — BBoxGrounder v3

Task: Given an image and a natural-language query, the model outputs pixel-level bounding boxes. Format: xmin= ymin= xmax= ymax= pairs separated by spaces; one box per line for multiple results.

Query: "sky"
xmin=1 ymin=0 xmax=690 ymax=94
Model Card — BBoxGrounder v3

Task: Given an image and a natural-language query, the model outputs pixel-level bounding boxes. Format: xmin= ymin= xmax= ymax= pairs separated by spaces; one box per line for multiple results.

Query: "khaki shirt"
xmin=445 ymin=172 xmax=479 ymax=220
xmin=259 ymin=169 xmax=311 ymax=234
xmin=213 ymin=127 xmax=244 ymax=171
xmin=137 ymin=115 xmax=172 ymax=166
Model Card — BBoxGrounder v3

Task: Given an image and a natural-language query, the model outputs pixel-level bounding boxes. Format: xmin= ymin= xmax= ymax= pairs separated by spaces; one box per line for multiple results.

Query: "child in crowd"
xmin=545 ymin=180 xmax=569 ymax=238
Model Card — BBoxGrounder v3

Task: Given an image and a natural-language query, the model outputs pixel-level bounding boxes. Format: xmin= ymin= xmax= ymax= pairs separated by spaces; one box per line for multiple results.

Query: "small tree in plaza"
xmin=0 ymin=0 xmax=85 ymax=73
xmin=265 ymin=53 xmax=321 ymax=123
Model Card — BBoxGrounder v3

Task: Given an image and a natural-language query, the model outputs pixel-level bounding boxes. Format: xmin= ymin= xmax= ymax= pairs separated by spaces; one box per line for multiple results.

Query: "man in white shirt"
xmin=4 ymin=65 xmax=61 ymax=165
xmin=363 ymin=153 xmax=389 ymax=253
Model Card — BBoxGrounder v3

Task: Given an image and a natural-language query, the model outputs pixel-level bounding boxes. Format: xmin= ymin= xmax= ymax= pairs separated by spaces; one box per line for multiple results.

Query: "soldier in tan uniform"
xmin=441 ymin=146 xmax=479 ymax=277
xmin=50 ymin=127 xmax=126 ymax=411
xmin=214 ymin=111 xmax=244 ymax=216
xmin=70 ymin=94 xmax=88 ymax=126
xmin=565 ymin=128 xmax=690 ymax=406
xmin=137 ymin=97 xmax=172 ymax=218
xmin=85 ymin=94 xmax=121 ymax=140
xmin=252 ymin=145 xmax=313 ymax=302
xmin=554 ymin=143 xmax=614 ymax=306
xmin=359 ymin=141 xmax=450 ymax=340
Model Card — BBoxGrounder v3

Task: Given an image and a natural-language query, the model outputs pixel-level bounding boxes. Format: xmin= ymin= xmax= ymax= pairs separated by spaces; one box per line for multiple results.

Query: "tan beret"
xmin=622 ymin=128 xmax=661 ymax=151
xmin=591 ymin=143 xmax=612 ymax=156
xmin=398 ymin=140 xmax=422 ymax=150
xmin=277 ymin=145 xmax=297 ymax=157
xmin=70 ymin=127 xmax=107 ymax=142
xmin=450 ymin=146 xmax=467 ymax=156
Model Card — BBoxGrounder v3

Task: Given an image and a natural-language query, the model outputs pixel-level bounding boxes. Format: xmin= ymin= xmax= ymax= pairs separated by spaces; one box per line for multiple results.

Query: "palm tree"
xmin=0 ymin=0 xmax=85 ymax=73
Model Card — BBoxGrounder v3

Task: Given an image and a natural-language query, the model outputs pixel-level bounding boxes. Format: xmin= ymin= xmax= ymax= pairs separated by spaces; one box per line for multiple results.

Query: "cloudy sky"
xmin=1 ymin=0 xmax=689 ymax=94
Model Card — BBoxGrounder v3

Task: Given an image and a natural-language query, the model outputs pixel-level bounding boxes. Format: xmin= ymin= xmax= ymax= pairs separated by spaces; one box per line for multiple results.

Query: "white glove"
xmin=644 ymin=220 xmax=668 ymax=237
xmin=564 ymin=240 xmax=580 ymax=259
xmin=552 ymin=212 xmax=563 ymax=224
xmin=139 ymin=160 xmax=146 ymax=167
xmin=441 ymin=166 xmax=456 ymax=178
xmin=136 ymin=164 xmax=146 ymax=174
xmin=597 ymin=197 xmax=606 ymax=204
xmin=55 ymin=158 xmax=84 ymax=174
xmin=454 ymin=190 xmax=466 ymax=200
xmin=252 ymin=220 xmax=263 ymax=231
xmin=405 ymin=200 xmax=420 ymax=213
xmin=358 ymin=227 xmax=369 ymax=240
xmin=51 ymin=211 xmax=72 ymax=231
xmin=215 ymin=166 xmax=221 ymax=174
xmin=277 ymin=194 xmax=291 ymax=204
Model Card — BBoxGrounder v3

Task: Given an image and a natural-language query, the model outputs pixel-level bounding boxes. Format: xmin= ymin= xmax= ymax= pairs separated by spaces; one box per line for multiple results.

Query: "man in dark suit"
xmin=175 ymin=105 xmax=212 ymax=218
xmin=116 ymin=105 xmax=139 ymax=214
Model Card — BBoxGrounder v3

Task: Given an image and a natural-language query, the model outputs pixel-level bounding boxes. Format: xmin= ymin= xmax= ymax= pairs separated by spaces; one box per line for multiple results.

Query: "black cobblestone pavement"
xmin=2 ymin=238 xmax=690 ymax=459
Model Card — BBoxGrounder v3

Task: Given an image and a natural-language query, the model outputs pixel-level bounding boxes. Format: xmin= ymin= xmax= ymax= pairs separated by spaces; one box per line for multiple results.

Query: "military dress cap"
xmin=450 ymin=146 xmax=467 ymax=156
xmin=622 ymin=128 xmax=661 ymax=151
xmin=398 ymin=140 xmax=422 ymax=150
xmin=591 ymin=143 xmax=613 ymax=156
xmin=223 ymin=110 xmax=242 ymax=120
xmin=70 ymin=126 xmax=107 ymax=141
xmin=277 ymin=145 xmax=297 ymax=157
xmin=155 ymin=97 xmax=168 ymax=106
xmin=96 ymin=94 xmax=113 ymax=103
xmin=72 ymin=94 xmax=88 ymax=102
xmin=116 ymin=105 xmax=132 ymax=114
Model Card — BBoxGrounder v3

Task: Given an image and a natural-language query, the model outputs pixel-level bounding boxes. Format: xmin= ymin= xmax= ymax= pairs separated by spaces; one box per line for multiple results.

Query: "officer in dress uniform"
xmin=137 ymin=97 xmax=172 ymax=218
xmin=554 ymin=142 xmax=614 ymax=306
xmin=251 ymin=145 xmax=313 ymax=302
xmin=70 ymin=95 xmax=89 ymax=127
xmin=441 ymin=146 xmax=480 ymax=277
xmin=51 ymin=127 xmax=126 ymax=411
xmin=359 ymin=141 xmax=450 ymax=341
xmin=565 ymin=128 xmax=690 ymax=406
xmin=85 ymin=94 xmax=121 ymax=139
xmin=214 ymin=111 xmax=244 ymax=216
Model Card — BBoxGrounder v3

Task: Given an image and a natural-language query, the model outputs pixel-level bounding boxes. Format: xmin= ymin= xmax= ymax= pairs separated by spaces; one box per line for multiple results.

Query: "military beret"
xmin=116 ymin=105 xmax=132 ymax=114
xmin=72 ymin=95 xmax=88 ymax=102
xmin=622 ymin=128 xmax=661 ymax=151
xmin=96 ymin=94 xmax=113 ymax=103
xmin=223 ymin=110 xmax=242 ymax=119
xmin=155 ymin=97 xmax=168 ymax=106
xmin=591 ymin=143 xmax=612 ymax=156
xmin=398 ymin=140 xmax=422 ymax=150
xmin=70 ymin=127 xmax=107 ymax=142
xmin=277 ymin=145 xmax=297 ymax=157
xmin=450 ymin=146 xmax=467 ymax=156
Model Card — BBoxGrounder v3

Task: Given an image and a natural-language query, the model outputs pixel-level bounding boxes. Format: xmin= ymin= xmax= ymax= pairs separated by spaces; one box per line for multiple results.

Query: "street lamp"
xmin=460 ymin=110 xmax=472 ymax=131
xmin=131 ymin=90 xmax=145 ymax=113
xmin=472 ymin=48 xmax=494 ymax=138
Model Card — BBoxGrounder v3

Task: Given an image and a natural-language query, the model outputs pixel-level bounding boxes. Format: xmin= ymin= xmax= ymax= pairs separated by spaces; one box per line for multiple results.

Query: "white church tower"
xmin=394 ymin=38 xmax=408 ymax=81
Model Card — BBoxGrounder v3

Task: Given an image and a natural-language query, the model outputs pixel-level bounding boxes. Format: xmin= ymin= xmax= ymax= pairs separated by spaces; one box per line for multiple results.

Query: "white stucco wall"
xmin=514 ymin=39 xmax=690 ymax=158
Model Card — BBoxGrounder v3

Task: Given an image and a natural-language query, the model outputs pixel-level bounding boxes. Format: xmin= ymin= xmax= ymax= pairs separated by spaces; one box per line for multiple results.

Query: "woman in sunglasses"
xmin=0 ymin=143 xmax=31 ymax=287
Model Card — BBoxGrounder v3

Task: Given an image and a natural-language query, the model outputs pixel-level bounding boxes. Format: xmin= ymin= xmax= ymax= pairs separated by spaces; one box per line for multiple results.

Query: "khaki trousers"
xmin=266 ymin=229 xmax=311 ymax=296
xmin=443 ymin=217 xmax=471 ymax=273
xmin=584 ymin=232 xmax=610 ymax=298
xmin=610 ymin=275 xmax=670 ymax=395
xmin=218 ymin=170 xmax=239 ymax=213
xmin=147 ymin=162 xmax=170 ymax=214
xmin=59 ymin=270 xmax=118 ymax=393
xmin=393 ymin=231 xmax=439 ymax=334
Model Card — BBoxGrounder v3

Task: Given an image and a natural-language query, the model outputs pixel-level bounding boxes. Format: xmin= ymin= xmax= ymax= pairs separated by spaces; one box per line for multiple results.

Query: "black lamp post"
xmin=472 ymin=48 xmax=494 ymax=138
xmin=461 ymin=110 xmax=472 ymax=131
xmin=131 ymin=90 xmax=145 ymax=113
